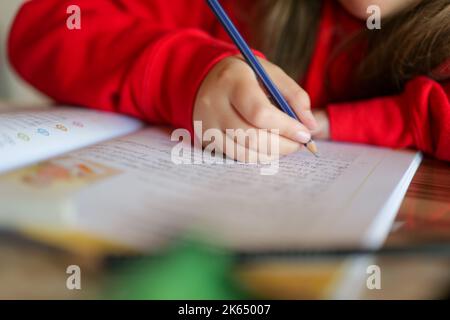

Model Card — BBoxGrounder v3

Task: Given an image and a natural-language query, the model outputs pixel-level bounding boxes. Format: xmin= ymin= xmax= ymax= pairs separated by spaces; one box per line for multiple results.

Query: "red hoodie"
xmin=8 ymin=0 xmax=450 ymax=160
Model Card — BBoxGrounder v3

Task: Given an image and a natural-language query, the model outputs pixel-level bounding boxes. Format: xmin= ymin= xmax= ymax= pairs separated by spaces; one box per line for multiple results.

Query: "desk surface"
xmin=389 ymin=157 xmax=450 ymax=245
xmin=0 ymin=105 xmax=449 ymax=299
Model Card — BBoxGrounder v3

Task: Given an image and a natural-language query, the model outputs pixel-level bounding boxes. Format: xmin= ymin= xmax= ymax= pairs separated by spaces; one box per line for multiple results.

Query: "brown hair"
xmin=248 ymin=0 xmax=450 ymax=98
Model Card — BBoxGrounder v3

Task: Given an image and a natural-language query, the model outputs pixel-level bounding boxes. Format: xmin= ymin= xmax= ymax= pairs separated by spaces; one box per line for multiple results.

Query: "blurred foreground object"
xmin=105 ymin=241 xmax=248 ymax=300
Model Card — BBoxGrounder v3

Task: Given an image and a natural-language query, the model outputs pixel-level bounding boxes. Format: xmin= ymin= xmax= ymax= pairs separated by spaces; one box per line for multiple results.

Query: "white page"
xmin=0 ymin=107 xmax=143 ymax=174
xmin=0 ymin=128 xmax=421 ymax=252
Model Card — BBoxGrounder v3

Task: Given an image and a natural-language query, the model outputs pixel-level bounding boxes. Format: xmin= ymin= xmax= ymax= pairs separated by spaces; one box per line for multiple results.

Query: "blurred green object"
xmin=105 ymin=240 xmax=249 ymax=300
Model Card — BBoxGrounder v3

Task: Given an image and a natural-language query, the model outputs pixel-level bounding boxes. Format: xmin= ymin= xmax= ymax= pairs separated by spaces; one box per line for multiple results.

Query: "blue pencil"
xmin=206 ymin=0 xmax=318 ymax=156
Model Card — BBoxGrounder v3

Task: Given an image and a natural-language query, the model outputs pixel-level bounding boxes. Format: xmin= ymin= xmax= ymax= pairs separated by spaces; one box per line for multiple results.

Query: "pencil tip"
xmin=306 ymin=141 xmax=319 ymax=157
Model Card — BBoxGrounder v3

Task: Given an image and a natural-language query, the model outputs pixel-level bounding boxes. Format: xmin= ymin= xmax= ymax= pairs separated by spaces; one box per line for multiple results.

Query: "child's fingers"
xmin=261 ymin=59 xmax=318 ymax=131
xmin=230 ymin=76 xmax=312 ymax=144
xmin=219 ymin=133 xmax=266 ymax=164
xmin=219 ymin=107 xmax=302 ymax=156
xmin=225 ymin=127 xmax=301 ymax=157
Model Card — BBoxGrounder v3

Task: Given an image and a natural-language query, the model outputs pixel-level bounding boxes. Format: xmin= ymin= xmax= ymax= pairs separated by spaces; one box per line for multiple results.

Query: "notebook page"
xmin=0 ymin=128 xmax=421 ymax=251
xmin=0 ymin=107 xmax=142 ymax=174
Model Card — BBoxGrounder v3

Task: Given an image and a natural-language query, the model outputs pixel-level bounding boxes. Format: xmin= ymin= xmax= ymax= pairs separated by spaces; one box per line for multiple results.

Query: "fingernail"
xmin=296 ymin=131 xmax=311 ymax=144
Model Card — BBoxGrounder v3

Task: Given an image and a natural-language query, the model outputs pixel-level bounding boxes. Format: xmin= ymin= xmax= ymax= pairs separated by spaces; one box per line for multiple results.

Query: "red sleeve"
xmin=8 ymin=0 xmax=243 ymax=133
xmin=327 ymin=77 xmax=450 ymax=161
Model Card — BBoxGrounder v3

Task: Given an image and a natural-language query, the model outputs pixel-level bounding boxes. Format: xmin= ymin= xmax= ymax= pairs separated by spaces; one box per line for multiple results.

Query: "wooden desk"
xmin=389 ymin=157 xmax=450 ymax=244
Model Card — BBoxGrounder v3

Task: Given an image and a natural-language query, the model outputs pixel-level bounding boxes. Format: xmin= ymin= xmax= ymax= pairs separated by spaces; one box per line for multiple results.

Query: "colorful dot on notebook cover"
xmin=17 ymin=132 xmax=30 ymax=141
xmin=72 ymin=121 xmax=84 ymax=128
xmin=56 ymin=124 xmax=68 ymax=132
xmin=37 ymin=128 xmax=50 ymax=136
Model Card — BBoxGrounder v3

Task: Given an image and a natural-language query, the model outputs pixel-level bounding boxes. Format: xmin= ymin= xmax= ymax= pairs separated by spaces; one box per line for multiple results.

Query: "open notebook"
xmin=0 ymin=107 xmax=422 ymax=254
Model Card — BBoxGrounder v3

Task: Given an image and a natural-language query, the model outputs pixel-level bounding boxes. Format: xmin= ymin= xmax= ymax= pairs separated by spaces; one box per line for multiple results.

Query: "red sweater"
xmin=8 ymin=0 xmax=450 ymax=160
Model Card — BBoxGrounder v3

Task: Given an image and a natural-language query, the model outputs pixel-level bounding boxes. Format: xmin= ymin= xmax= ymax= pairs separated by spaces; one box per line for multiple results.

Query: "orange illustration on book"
xmin=15 ymin=157 xmax=121 ymax=189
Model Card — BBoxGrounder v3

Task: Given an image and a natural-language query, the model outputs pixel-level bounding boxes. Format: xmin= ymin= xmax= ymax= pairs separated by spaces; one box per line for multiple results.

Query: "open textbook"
xmin=0 ymin=107 xmax=422 ymax=253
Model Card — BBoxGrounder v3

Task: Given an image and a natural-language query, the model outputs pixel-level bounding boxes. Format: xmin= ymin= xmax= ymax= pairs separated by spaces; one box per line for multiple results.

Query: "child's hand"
xmin=194 ymin=56 xmax=318 ymax=162
xmin=312 ymin=110 xmax=330 ymax=140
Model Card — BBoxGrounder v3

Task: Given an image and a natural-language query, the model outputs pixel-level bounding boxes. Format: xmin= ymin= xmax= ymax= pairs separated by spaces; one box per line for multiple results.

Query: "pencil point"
xmin=306 ymin=140 xmax=319 ymax=157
